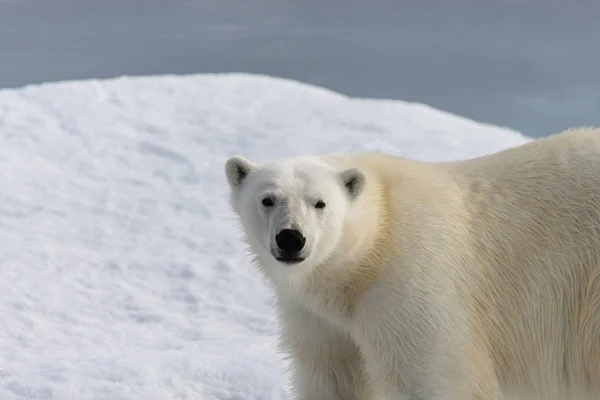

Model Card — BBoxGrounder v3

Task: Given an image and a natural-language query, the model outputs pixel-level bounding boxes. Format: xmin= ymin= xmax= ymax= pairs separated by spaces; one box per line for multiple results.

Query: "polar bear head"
xmin=225 ymin=155 xmax=366 ymax=276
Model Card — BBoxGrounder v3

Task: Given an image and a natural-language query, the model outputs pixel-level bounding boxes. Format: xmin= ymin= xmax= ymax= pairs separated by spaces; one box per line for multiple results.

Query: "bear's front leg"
xmin=356 ymin=311 xmax=501 ymax=399
xmin=276 ymin=298 xmax=370 ymax=400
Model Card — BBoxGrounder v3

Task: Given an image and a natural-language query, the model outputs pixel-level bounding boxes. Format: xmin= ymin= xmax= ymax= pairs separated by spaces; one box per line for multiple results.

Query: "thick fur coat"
xmin=225 ymin=127 xmax=600 ymax=400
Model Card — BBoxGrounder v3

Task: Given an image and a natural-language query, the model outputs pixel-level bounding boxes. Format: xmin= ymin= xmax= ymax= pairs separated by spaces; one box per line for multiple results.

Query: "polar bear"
xmin=224 ymin=127 xmax=600 ymax=400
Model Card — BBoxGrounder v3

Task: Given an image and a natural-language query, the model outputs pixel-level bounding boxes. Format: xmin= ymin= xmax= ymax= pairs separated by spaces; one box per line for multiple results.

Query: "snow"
xmin=0 ymin=73 xmax=531 ymax=399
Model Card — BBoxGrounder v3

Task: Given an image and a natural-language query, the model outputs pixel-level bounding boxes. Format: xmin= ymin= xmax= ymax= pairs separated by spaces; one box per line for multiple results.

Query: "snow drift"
xmin=0 ymin=73 xmax=530 ymax=399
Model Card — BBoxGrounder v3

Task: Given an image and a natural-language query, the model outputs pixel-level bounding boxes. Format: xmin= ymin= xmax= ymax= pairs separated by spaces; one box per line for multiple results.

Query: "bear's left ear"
xmin=340 ymin=168 xmax=366 ymax=198
xmin=225 ymin=155 xmax=256 ymax=189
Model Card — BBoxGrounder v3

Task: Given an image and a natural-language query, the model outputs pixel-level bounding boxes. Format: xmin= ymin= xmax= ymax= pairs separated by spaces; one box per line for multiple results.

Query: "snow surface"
xmin=0 ymin=73 xmax=531 ymax=399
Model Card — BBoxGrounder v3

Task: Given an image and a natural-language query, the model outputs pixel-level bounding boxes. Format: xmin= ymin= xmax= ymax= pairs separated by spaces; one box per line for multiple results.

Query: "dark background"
xmin=1 ymin=0 xmax=598 ymax=137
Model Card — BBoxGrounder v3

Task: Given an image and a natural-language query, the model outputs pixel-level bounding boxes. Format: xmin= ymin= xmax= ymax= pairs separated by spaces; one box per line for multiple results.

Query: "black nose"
xmin=276 ymin=229 xmax=306 ymax=253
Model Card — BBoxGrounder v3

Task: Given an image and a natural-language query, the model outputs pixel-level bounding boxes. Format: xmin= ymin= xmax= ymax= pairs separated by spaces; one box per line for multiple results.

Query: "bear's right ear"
xmin=225 ymin=155 xmax=256 ymax=189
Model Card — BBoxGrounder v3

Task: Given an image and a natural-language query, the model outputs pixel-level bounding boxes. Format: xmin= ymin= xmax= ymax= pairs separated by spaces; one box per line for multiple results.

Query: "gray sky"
xmin=0 ymin=0 xmax=598 ymax=137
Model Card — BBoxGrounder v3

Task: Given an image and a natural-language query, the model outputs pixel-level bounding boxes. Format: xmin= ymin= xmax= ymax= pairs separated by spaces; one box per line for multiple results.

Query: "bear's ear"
xmin=225 ymin=155 xmax=256 ymax=189
xmin=340 ymin=168 xmax=366 ymax=198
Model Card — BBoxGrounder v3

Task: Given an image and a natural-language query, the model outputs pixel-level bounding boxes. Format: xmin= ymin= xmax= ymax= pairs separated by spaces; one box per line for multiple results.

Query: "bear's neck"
xmin=304 ymin=178 xmax=396 ymax=321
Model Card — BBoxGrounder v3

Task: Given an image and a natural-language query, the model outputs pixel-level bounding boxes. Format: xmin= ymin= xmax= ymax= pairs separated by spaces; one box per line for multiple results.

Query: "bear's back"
xmin=451 ymin=127 xmax=600 ymax=266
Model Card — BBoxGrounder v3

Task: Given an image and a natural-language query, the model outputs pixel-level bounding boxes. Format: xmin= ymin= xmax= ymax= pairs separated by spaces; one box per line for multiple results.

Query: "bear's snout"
xmin=275 ymin=229 xmax=306 ymax=254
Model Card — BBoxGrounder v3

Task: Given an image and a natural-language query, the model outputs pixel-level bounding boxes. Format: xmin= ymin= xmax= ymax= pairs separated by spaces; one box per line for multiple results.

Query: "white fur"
xmin=225 ymin=127 xmax=600 ymax=400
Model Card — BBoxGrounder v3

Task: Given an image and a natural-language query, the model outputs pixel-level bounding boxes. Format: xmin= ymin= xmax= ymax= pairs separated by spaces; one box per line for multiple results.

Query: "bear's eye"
xmin=261 ymin=197 xmax=275 ymax=207
xmin=314 ymin=200 xmax=326 ymax=209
